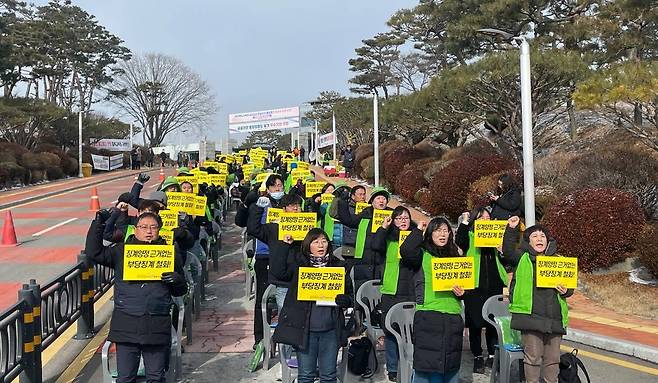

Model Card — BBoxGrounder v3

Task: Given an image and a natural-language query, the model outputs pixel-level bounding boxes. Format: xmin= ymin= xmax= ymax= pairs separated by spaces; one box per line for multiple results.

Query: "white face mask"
xmin=270 ymin=191 xmax=284 ymax=200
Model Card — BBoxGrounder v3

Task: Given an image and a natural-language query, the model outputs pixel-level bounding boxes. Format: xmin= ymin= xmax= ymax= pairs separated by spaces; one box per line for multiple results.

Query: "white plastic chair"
xmin=385 ymin=302 xmax=416 ymax=383
xmin=261 ymin=284 xmax=278 ymax=370
xmin=482 ymin=294 xmax=524 ymax=383
xmin=356 ymin=279 xmax=384 ymax=374
xmin=243 ymin=239 xmax=255 ymax=299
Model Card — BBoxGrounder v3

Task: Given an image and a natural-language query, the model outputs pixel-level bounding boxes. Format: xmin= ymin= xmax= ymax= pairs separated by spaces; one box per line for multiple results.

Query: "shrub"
xmin=424 ymin=159 xmax=453 ymax=183
xmin=416 ymin=187 xmax=432 ymax=206
xmin=535 ymin=151 xmax=578 ymax=189
xmin=440 ymin=139 xmax=497 ymax=162
xmin=543 ymin=188 xmax=646 ymax=272
xmin=635 ymin=222 xmax=658 ymax=277
xmin=0 ymin=142 xmax=28 ymax=161
xmin=383 ymin=147 xmax=426 ymax=191
xmin=353 ymin=143 xmax=374 ymax=175
xmin=420 ymin=154 xmax=516 ymax=220
xmin=0 ymin=162 xmax=26 ymax=186
xmin=360 ymin=156 xmax=375 ymax=181
xmin=395 ymin=166 xmax=429 ymax=201
xmin=46 ymin=166 xmax=65 ymax=180
xmin=0 ymin=151 xmax=16 ymax=163
xmin=414 ymin=138 xmax=443 ymax=159
xmin=38 ymin=152 xmax=62 ymax=168
xmin=557 ymin=146 xmax=658 ymax=220
xmin=21 ymin=152 xmax=46 ymax=170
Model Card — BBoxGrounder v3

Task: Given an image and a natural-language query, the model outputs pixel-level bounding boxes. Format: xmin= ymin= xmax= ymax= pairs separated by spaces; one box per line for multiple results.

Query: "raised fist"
xmin=137 ymin=173 xmax=150 ymax=184
xmin=508 ymin=216 xmax=520 ymax=229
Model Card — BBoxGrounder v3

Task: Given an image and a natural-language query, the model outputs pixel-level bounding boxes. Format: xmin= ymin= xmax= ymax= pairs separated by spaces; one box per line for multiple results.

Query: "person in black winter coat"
xmin=246 ymin=173 xmax=285 ymax=348
xmin=272 ymin=228 xmax=352 ymax=383
xmin=489 ymin=173 xmax=522 ymax=219
xmin=371 ymin=206 xmax=421 ymax=381
xmin=399 ymin=217 xmax=465 ymax=383
xmin=455 ymin=206 xmax=507 ymax=374
xmin=502 ymin=217 xmax=573 ymax=383
xmin=85 ymin=212 xmax=187 ymax=383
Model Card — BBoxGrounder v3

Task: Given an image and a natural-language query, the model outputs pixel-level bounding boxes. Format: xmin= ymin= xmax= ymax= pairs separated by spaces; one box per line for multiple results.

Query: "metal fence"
xmin=0 ymin=251 xmax=114 ymax=383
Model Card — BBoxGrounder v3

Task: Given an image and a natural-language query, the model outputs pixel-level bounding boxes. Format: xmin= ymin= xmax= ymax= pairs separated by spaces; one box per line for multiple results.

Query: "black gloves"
xmin=335 ymin=294 xmax=351 ymax=308
xmin=95 ymin=209 xmax=111 ymax=223
xmin=137 ymin=173 xmax=150 ymax=184
xmin=161 ymin=271 xmax=184 ymax=285
xmin=198 ymin=183 xmax=208 ymax=195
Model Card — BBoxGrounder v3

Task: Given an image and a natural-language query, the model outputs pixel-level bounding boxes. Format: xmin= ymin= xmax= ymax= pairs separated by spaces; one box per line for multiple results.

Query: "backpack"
xmin=559 ymin=349 xmax=591 ymax=383
xmin=347 ymin=336 xmax=378 ymax=377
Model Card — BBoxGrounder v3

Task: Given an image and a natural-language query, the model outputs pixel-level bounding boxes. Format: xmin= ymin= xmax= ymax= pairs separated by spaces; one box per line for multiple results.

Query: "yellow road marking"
xmin=55 ymin=319 xmax=111 ymax=383
xmin=41 ymin=287 xmax=113 ymax=365
xmin=570 ymin=312 xmax=658 ymax=335
xmin=561 ymin=345 xmax=658 ymax=376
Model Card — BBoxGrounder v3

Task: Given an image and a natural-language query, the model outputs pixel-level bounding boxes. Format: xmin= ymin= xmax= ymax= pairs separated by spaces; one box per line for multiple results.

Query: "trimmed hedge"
xmin=635 ymin=222 xmax=658 ymax=277
xmin=353 ymin=143 xmax=374 ymax=176
xmin=395 ymin=163 xmax=430 ymax=201
xmin=543 ymin=188 xmax=646 ymax=272
xmin=383 ymin=147 xmax=427 ymax=192
xmin=420 ymin=154 xmax=516 ymax=220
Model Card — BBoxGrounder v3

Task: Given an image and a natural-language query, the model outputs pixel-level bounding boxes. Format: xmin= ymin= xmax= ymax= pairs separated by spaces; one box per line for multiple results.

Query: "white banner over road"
xmin=229 ymin=106 xmax=299 ymax=125
xmin=229 ymin=117 xmax=300 ymax=134
xmin=91 ymin=154 xmax=124 ymax=171
xmin=90 ymin=138 xmax=131 ymax=152
xmin=318 ymin=132 xmax=335 ymax=149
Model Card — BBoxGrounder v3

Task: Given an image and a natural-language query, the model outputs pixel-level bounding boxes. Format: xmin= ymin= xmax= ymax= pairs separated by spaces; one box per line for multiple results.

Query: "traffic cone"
xmin=1 ymin=210 xmax=19 ymax=247
xmin=159 ymin=166 xmax=165 ymax=182
xmin=89 ymin=187 xmax=101 ymax=212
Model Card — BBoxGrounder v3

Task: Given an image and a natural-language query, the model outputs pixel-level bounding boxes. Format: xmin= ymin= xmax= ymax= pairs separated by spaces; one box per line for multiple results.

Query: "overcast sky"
xmin=65 ymin=0 xmax=418 ymax=146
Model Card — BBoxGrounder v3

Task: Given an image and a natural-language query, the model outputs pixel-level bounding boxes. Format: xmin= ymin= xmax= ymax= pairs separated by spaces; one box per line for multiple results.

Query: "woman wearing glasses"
xmin=371 ymin=206 xmax=423 ymax=382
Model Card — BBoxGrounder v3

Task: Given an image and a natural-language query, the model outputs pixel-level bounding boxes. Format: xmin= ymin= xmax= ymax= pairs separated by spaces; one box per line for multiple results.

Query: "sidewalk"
xmin=181 ymin=214 xmax=489 ymax=382
xmin=0 ymin=167 xmax=165 ymax=210
xmin=311 ymin=166 xmax=658 ymax=364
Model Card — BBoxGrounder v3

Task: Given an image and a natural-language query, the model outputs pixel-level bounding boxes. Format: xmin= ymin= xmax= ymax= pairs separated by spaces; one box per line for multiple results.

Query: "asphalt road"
xmin=0 ymin=172 xmax=160 ymax=311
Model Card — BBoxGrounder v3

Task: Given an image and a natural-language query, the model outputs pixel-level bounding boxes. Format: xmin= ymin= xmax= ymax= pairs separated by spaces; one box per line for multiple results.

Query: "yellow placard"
xmin=536 ymin=256 xmax=578 ymax=289
xmin=203 ymin=161 xmax=219 ymax=170
xmin=216 ymin=163 xmax=229 ymax=173
xmin=277 ymin=150 xmax=289 ymax=157
xmin=371 ymin=209 xmax=393 ymax=233
xmin=176 ymin=175 xmax=198 ymax=189
xmin=238 ymin=150 xmax=248 ymax=156
xmin=296 ymin=161 xmax=310 ymax=170
xmin=305 ymin=182 xmax=326 ymax=198
xmin=158 ymin=210 xmax=178 ymax=230
xmin=209 ymin=174 xmax=227 ymax=186
xmin=190 ymin=167 xmax=201 ymax=174
xmin=266 ymin=207 xmax=283 ymax=224
xmin=355 ymin=202 xmax=370 ymax=215
xmin=123 ymin=244 xmax=175 ymax=281
xmin=278 ymin=212 xmax=317 ymax=241
xmin=321 ymin=193 xmax=334 ymax=205
xmin=253 ymin=158 xmax=265 ymax=169
xmin=159 ymin=229 xmax=174 ymax=244
xmin=291 ymin=169 xmax=311 ymax=183
xmin=297 ymin=267 xmax=345 ymax=302
xmin=398 ymin=230 xmax=411 ymax=259
xmin=431 ymin=257 xmax=475 ymax=291
xmin=194 ymin=195 xmax=207 ymax=216
xmin=473 ymin=220 xmax=508 ymax=248
xmin=165 ymin=192 xmax=196 ymax=214
xmin=197 ymin=172 xmax=210 ymax=184
xmin=256 ymin=172 xmax=273 ymax=184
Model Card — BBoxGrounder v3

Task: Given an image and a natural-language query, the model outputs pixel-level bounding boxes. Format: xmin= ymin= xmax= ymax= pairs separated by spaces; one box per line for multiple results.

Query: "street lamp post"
xmin=373 ymin=93 xmax=380 ymax=187
xmin=78 ymin=111 xmax=83 ymax=178
xmin=478 ymin=28 xmax=536 ymax=225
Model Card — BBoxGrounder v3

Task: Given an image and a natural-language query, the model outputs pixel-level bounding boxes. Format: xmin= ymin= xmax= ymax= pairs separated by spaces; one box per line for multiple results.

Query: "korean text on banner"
xmin=176 ymin=176 xmax=198 ymax=189
xmin=278 ymin=212 xmax=317 ymax=241
xmin=197 ymin=173 xmax=210 ymax=185
xmin=371 ymin=209 xmax=393 ymax=233
xmin=266 ymin=207 xmax=283 ymax=224
xmin=305 ymin=182 xmax=326 ymax=198
xmin=291 ymin=169 xmax=311 ymax=183
xmin=217 ymin=163 xmax=229 ymax=173
xmin=296 ymin=161 xmax=310 ymax=170
xmin=535 ymin=256 xmax=578 ymax=289
xmin=398 ymin=230 xmax=411 ymax=259
xmin=431 ymin=257 xmax=475 ymax=292
xmin=194 ymin=196 xmax=207 ymax=216
xmin=109 ymin=154 xmax=123 ymax=170
xmin=159 ymin=210 xmax=178 ymax=230
xmin=159 ymin=229 xmax=174 ymax=245
xmin=203 ymin=161 xmax=219 ymax=170
xmin=255 ymin=172 xmax=273 ymax=184
xmin=165 ymin=192 xmax=196 ymax=214
xmin=318 ymin=132 xmax=335 ymax=149
xmin=297 ymin=267 xmax=345 ymax=302
xmin=209 ymin=174 xmax=227 ymax=186
xmin=123 ymin=244 xmax=175 ymax=281
xmin=321 ymin=193 xmax=334 ymax=205
xmin=355 ymin=202 xmax=370 ymax=215
xmin=473 ymin=220 xmax=508 ymax=248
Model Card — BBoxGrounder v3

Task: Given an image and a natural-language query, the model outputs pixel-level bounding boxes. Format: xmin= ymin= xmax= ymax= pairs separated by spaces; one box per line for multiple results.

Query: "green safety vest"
xmin=124 ymin=224 xmax=135 ymax=242
xmin=509 ymin=253 xmax=569 ymax=329
xmin=380 ymin=240 xmax=400 ymax=295
xmin=417 ymin=251 xmax=462 ymax=314
xmin=354 ymin=219 xmax=371 ymax=259
xmin=467 ymin=231 xmax=508 ymax=288
xmin=323 ymin=212 xmax=334 ymax=239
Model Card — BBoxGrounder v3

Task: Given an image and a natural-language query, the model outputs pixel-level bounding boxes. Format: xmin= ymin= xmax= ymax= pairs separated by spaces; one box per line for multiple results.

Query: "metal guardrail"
xmin=0 ymin=251 xmax=114 ymax=383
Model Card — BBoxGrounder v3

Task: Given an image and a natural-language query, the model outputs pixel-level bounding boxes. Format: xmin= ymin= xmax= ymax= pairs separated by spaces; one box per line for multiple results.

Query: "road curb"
xmin=0 ymin=169 xmax=158 ymax=211
xmin=566 ymin=328 xmax=658 ymax=364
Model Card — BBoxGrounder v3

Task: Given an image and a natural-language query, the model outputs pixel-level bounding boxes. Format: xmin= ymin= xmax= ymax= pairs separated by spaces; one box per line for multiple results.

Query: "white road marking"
xmin=32 ymin=218 xmax=78 ymax=237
